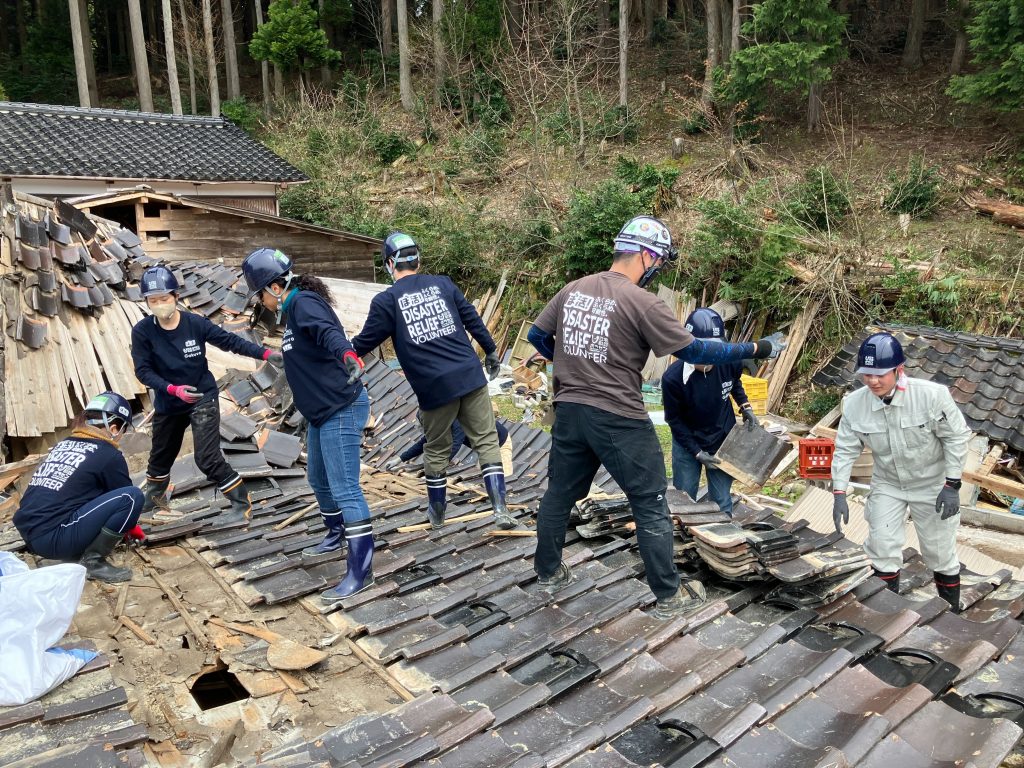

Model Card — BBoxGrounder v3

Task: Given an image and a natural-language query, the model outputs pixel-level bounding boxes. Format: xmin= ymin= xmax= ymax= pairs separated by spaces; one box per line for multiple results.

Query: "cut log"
xmin=966 ymin=195 xmax=1024 ymax=229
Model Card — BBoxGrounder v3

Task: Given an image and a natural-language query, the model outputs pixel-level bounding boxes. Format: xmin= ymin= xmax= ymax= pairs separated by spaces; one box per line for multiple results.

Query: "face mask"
xmin=150 ymin=303 xmax=176 ymax=320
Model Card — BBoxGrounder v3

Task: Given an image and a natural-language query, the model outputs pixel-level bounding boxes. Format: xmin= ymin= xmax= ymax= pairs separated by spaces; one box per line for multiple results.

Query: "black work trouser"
xmin=534 ymin=401 xmax=679 ymax=600
xmin=147 ymin=397 xmax=239 ymax=491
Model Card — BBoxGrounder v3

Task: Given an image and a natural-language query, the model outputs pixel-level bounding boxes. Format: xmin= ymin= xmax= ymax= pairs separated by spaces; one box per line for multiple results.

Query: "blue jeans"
xmin=671 ymin=440 xmax=734 ymax=516
xmin=306 ymin=389 xmax=370 ymax=525
xmin=30 ymin=486 xmax=144 ymax=560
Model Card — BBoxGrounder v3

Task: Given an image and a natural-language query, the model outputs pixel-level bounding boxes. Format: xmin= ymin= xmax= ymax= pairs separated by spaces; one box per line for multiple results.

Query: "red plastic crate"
xmin=799 ymin=437 xmax=835 ymax=479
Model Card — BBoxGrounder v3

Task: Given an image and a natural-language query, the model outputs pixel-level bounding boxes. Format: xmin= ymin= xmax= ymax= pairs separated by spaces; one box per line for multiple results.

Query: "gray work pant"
xmin=421 ymin=385 xmax=501 ymax=476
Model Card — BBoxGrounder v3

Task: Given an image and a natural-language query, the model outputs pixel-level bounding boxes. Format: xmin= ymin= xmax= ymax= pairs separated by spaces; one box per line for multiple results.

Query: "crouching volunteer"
xmin=831 ymin=331 xmax=970 ymax=611
xmin=399 ymin=414 xmax=514 ymax=476
xmin=14 ymin=392 xmax=142 ymax=582
xmin=131 ymin=266 xmax=283 ymax=524
xmin=527 ymin=215 xmax=786 ymax=619
xmin=352 ymin=232 xmax=515 ymax=530
xmin=242 ymin=248 xmax=373 ymax=602
xmin=662 ymin=307 xmax=759 ymax=516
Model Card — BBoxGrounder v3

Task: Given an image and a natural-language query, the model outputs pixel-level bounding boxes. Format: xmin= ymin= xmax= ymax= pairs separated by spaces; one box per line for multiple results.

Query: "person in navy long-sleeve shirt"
xmin=662 ymin=308 xmax=760 ymax=516
xmin=131 ymin=265 xmax=280 ymax=524
xmin=351 ymin=232 xmax=516 ymax=530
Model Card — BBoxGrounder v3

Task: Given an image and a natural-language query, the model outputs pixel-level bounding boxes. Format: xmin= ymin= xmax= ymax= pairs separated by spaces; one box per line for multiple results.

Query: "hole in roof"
xmin=189 ymin=668 xmax=249 ymax=711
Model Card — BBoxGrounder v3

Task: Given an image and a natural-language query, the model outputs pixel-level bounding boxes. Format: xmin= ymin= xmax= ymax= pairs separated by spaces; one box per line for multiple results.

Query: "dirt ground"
xmin=958 ymin=525 xmax=1024 ymax=570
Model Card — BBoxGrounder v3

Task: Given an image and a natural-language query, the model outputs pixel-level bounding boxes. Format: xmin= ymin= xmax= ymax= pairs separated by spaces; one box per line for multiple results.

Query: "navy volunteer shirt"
xmin=662 ymin=359 xmax=749 ymax=455
xmin=14 ymin=433 xmax=132 ymax=543
xmin=132 ymin=311 xmax=266 ymax=414
xmin=352 ymin=274 xmax=497 ymax=411
xmin=281 ymin=289 xmax=364 ymax=427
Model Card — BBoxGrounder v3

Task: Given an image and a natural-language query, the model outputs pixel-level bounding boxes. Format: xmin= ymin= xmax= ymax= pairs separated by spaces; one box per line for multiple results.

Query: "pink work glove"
xmin=124 ymin=525 xmax=146 ymax=543
xmin=167 ymin=384 xmax=203 ymax=404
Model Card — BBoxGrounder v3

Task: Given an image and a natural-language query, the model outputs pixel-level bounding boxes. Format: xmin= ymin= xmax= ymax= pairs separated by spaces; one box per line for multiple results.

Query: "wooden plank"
xmin=148 ymin=569 xmax=211 ymax=649
xmin=963 ymin=468 xmax=1024 ymax=501
xmin=766 ymin=299 xmax=822 ymax=412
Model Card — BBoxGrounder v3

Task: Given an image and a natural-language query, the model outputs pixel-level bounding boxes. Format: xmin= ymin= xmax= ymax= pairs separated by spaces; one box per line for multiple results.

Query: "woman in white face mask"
xmin=130 ymin=265 xmax=283 ymax=526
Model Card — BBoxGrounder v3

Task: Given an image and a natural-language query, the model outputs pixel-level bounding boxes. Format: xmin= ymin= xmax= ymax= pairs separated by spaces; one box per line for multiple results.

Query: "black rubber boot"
xmin=303 ymin=513 xmax=345 ymax=556
xmin=935 ymin=572 xmax=961 ymax=614
xmin=873 ymin=568 xmax=900 ymax=593
xmin=221 ymin=479 xmax=252 ymax=524
xmin=141 ymin=475 xmax=171 ymax=513
xmin=482 ymin=463 xmax=517 ymax=530
xmin=80 ymin=528 xmax=132 ymax=583
xmin=425 ymin=473 xmax=447 ymax=529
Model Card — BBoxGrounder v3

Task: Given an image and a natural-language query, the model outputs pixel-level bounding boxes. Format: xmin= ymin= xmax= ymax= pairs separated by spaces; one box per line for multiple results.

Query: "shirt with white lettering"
xmin=534 ymin=271 xmax=693 ymax=420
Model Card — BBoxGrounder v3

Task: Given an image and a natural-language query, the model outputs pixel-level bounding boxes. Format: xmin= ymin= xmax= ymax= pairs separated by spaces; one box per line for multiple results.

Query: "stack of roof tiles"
xmin=814 ymin=324 xmax=1024 ymax=453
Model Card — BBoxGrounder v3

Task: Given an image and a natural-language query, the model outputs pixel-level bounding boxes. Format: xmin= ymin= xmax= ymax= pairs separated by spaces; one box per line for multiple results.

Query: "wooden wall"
xmin=133 ymin=204 xmax=377 ymax=281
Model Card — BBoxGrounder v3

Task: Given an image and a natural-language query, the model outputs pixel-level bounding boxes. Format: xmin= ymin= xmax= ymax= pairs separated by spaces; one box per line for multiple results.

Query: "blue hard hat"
xmin=856 ymin=332 xmax=905 ymax=375
xmin=383 ymin=232 xmax=420 ymax=266
xmin=242 ymin=248 xmax=293 ymax=298
xmin=84 ymin=391 xmax=132 ymax=430
xmin=684 ymin=308 xmax=726 ymax=342
xmin=140 ymin=266 xmax=179 ymax=297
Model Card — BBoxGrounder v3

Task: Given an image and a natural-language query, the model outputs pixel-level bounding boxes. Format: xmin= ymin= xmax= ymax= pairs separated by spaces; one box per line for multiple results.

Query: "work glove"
xmin=740 ymin=404 xmax=760 ymax=431
xmin=754 ymin=332 xmax=787 ymax=360
xmin=935 ymin=481 xmax=961 ymax=520
xmin=832 ymin=491 xmax=849 ymax=534
xmin=167 ymin=384 xmax=203 ymax=404
xmin=124 ymin=524 xmax=146 ymax=543
xmin=342 ymin=350 xmax=365 ymax=385
xmin=264 ymin=349 xmax=284 ymax=367
xmin=695 ymin=450 xmax=721 ymax=469
xmin=485 ymin=351 xmax=501 ymax=380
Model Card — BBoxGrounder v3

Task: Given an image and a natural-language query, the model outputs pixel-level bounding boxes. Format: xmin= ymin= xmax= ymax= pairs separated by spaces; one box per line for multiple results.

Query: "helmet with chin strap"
xmin=83 ymin=391 xmax=133 ymax=433
xmin=614 ymin=215 xmax=678 ymax=288
xmin=382 ymin=232 xmax=420 ymax=279
xmin=685 ymin=308 xmax=726 ymax=342
xmin=242 ymin=248 xmax=293 ymax=299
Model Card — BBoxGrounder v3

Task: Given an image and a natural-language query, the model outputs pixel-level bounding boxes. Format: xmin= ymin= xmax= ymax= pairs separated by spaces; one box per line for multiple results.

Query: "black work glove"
xmin=740 ymin=404 xmax=759 ymax=431
xmin=485 ymin=351 xmax=501 ymax=380
xmin=753 ymin=331 xmax=787 ymax=360
xmin=695 ymin=450 xmax=721 ymax=469
xmin=935 ymin=482 xmax=961 ymax=520
xmin=342 ymin=350 xmax=365 ymax=385
xmin=832 ymin=491 xmax=849 ymax=534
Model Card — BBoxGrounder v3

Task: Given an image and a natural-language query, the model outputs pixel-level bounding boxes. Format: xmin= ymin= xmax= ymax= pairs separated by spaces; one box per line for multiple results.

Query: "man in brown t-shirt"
xmin=528 ymin=215 xmax=785 ymax=619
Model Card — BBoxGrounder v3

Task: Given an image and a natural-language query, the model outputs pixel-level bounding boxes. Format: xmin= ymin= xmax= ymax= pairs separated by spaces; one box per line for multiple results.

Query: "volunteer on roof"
xmin=399 ymin=414 xmax=514 ymax=476
xmin=351 ymin=232 xmax=516 ymax=530
xmin=831 ymin=331 xmax=970 ymax=611
xmin=242 ymin=248 xmax=373 ymax=602
xmin=131 ymin=265 xmax=283 ymax=524
xmin=663 ymin=308 xmax=759 ymax=517
xmin=527 ymin=215 xmax=786 ymax=619
xmin=14 ymin=392 xmax=143 ymax=583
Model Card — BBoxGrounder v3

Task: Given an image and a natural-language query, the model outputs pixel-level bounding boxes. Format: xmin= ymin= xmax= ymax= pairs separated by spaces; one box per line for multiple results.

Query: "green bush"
xmin=543 ymin=94 xmax=640 ymax=146
xmin=221 ymin=98 xmax=262 ymax=135
xmin=684 ymin=195 xmax=798 ymax=316
xmin=883 ymin=156 xmax=942 ymax=218
xmin=367 ymin=125 xmax=415 ymax=165
xmin=947 ymin=0 xmax=1024 ymax=112
xmin=805 ymin=390 xmax=841 ymax=421
xmin=785 ymin=166 xmax=851 ymax=232
xmin=556 ymin=180 xmax=648 ymax=279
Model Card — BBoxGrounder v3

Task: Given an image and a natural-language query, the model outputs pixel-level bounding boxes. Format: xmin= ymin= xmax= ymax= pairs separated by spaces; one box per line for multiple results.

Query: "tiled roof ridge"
xmin=877 ymin=323 xmax=1024 ymax=353
xmin=0 ymin=100 xmax=228 ymax=128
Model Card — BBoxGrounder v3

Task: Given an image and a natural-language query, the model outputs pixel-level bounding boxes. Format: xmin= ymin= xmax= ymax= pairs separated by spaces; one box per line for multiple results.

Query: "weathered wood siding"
xmin=136 ymin=205 xmax=376 ymax=280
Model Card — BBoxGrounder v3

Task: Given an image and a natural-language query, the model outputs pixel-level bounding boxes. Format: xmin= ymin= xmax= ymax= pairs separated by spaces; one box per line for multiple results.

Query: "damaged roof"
xmin=0 ymin=101 xmax=307 ymax=184
xmin=813 ymin=324 xmax=1024 ymax=453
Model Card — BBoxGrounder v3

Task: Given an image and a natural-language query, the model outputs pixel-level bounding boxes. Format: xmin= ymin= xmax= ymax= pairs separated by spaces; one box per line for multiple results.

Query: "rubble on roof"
xmin=815 ymin=324 xmax=1024 ymax=453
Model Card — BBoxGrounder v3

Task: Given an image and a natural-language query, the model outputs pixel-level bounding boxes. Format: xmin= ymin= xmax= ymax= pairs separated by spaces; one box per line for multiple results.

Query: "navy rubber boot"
xmin=482 ymin=463 xmax=516 ymax=530
xmin=426 ymin=473 xmax=447 ymax=529
xmin=322 ymin=523 xmax=375 ymax=602
xmin=302 ymin=511 xmax=345 ymax=556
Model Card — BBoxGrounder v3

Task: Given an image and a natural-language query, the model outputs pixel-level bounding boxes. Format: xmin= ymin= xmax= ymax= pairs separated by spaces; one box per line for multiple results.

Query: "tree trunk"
xmin=397 ymin=0 xmax=414 ymax=110
xmin=68 ymin=0 xmax=92 ymax=106
xmin=730 ymin=0 xmax=741 ymax=58
xmin=702 ymin=0 xmax=721 ymax=107
xmin=254 ymin=0 xmax=271 ymax=115
xmin=162 ymin=0 xmax=182 ymax=113
xmin=901 ymin=0 xmax=926 ymax=70
xmin=381 ymin=0 xmax=393 ymax=57
xmin=128 ymin=0 xmax=155 ymax=111
xmin=74 ymin=0 xmax=99 ymax=103
xmin=274 ymin=64 xmax=284 ymax=99
xmin=807 ymin=81 xmax=823 ymax=132
xmin=221 ymin=0 xmax=240 ymax=99
xmin=949 ymin=0 xmax=969 ymax=75
xmin=719 ymin=0 xmax=730 ymax=65
xmin=658 ymin=0 xmax=667 ymax=19
xmin=16 ymin=0 xmax=28 ymax=59
xmin=318 ymin=0 xmax=331 ymax=86
xmin=506 ymin=0 xmax=523 ymax=44
xmin=433 ymin=0 xmax=446 ymax=102
xmin=178 ymin=0 xmax=198 ymax=113
xmin=643 ymin=0 xmax=654 ymax=40
xmin=619 ymin=0 xmax=628 ymax=109
xmin=202 ymin=0 xmax=221 ymax=114
xmin=598 ymin=0 xmax=610 ymax=37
